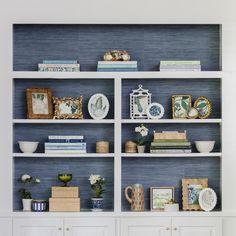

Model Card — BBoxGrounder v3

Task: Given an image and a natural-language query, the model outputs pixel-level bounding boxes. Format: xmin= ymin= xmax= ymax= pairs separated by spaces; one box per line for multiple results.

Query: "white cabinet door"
xmin=64 ymin=217 xmax=116 ymax=236
xmin=13 ymin=218 xmax=64 ymax=236
xmin=120 ymin=217 xmax=171 ymax=236
xmin=0 ymin=217 xmax=12 ymax=236
xmin=172 ymin=217 xmax=222 ymax=236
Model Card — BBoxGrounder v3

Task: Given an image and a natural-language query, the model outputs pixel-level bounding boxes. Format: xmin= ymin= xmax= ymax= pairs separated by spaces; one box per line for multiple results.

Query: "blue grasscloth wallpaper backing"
xmin=14 ymin=24 xmax=220 ymax=71
xmin=13 ymin=24 xmax=222 ymax=211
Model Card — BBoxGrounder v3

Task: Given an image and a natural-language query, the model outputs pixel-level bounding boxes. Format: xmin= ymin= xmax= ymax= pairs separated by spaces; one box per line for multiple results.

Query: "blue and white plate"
xmin=146 ymin=103 xmax=165 ymax=119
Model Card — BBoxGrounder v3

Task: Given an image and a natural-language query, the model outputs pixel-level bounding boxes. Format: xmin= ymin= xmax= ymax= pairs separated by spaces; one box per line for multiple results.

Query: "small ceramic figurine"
xmin=103 ymin=50 xmax=131 ymax=61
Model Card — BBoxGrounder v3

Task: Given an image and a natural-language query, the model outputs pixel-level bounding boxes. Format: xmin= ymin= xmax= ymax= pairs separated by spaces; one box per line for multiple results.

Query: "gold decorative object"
xmin=103 ymin=50 xmax=130 ymax=61
xmin=182 ymin=178 xmax=208 ymax=211
xmin=194 ymin=96 xmax=212 ymax=119
xmin=26 ymin=88 xmax=53 ymax=119
xmin=125 ymin=141 xmax=137 ymax=153
xmin=96 ymin=141 xmax=109 ymax=153
xmin=53 ymin=96 xmax=83 ymax=119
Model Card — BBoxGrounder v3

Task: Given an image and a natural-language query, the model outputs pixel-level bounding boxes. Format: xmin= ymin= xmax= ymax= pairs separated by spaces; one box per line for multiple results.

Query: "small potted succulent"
xmin=134 ymin=124 xmax=149 ymax=153
xmin=88 ymin=174 xmax=105 ymax=211
xmin=18 ymin=174 xmax=40 ymax=211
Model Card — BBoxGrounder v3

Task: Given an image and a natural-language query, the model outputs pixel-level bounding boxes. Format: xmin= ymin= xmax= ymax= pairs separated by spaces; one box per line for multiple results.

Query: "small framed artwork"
xmin=172 ymin=95 xmax=192 ymax=119
xmin=88 ymin=93 xmax=110 ymax=120
xmin=26 ymin=88 xmax=53 ymax=119
xmin=182 ymin=178 xmax=208 ymax=211
xmin=194 ymin=96 xmax=212 ymax=119
xmin=53 ymin=96 xmax=83 ymax=119
xmin=146 ymin=102 xmax=165 ymax=119
xmin=130 ymin=84 xmax=151 ymax=119
xmin=150 ymin=187 xmax=175 ymax=211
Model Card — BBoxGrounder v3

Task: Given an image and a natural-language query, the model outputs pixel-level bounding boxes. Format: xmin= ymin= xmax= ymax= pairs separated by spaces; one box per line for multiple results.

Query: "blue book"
xmin=48 ymin=139 xmax=85 ymax=143
xmin=45 ymin=147 xmax=86 ymax=150
xmin=43 ymin=60 xmax=78 ymax=64
xmin=97 ymin=68 xmax=138 ymax=72
xmin=45 ymin=142 xmax=86 ymax=146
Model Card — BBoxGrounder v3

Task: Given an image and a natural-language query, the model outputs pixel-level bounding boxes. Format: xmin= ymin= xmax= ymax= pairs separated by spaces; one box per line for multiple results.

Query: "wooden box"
xmin=49 ymin=198 xmax=80 ymax=212
xmin=154 ymin=131 xmax=187 ymax=140
xmin=51 ymin=187 xmax=79 ymax=198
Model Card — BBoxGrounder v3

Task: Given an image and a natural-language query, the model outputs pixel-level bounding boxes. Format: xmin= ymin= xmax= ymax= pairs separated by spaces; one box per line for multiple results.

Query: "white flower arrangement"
xmin=134 ymin=124 xmax=149 ymax=145
xmin=88 ymin=174 xmax=105 ymax=198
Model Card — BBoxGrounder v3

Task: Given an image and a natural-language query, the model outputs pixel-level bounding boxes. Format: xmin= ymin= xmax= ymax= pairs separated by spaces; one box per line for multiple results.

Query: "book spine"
xmin=39 ymin=67 xmax=80 ymax=72
xmin=159 ymin=68 xmax=201 ymax=72
xmin=45 ymin=147 xmax=86 ymax=150
xmin=45 ymin=142 xmax=86 ymax=146
xmin=39 ymin=64 xmax=80 ymax=67
xmin=48 ymin=139 xmax=84 ymax=143
xmin=48 ymin=135 xmax=84 ymax=139
xmin=98 ymin=61 xmax=137 ymax=65
xmin=97 ymin=65 xmax=137 ymax=68
xmin=97 ymin=68 xmax=137 ymax=71
xmin=150 ymin=149 xmax=192 ymax=153
xmin=160 ymin=61 xmax=201 ymax=65
xmin=151 ymin=142 xmax=191 ymax=147
xmin=43 ymin=60 xmax=78 ymax=64
xmin=45 ymin=150 xmax=87 ymax=154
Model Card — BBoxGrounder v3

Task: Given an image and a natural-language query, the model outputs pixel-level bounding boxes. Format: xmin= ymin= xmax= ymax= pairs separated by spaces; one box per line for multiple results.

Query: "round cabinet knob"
xmin=58 ymin=227 xmax=62 ymax=231
xmin=173 ymin=227 xmax=178 ymax=231
xmin=66 ymin=228 xmax=70 ymax=231
xmin=166 ymin=227 xmax=170 ymax=230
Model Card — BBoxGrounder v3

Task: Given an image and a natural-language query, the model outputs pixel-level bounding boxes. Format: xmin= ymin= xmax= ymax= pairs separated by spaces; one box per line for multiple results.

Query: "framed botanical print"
xmin=172 ymin=95 xmax=192 ymax=119
xmin=193 ymin=96 xmax=212 ymax=119
xmin=182 ymin=178 xmax=208 ymax=211
xmin=150 ymin=187 xmax=175 ymax=211
xmin=26 ymin=88 xmax=53 ymax=119
xmin=130 ymin=84 xmax=151 ymax=119
xmin=53 ymin=96 xmax=83 ymax=119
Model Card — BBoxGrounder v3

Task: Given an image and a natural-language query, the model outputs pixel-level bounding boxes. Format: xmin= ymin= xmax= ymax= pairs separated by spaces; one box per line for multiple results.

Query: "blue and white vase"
xmin=91 ymin=198 xmax=104 ymax=211
xmin=32 ymin=199 xmax=47 ymax=212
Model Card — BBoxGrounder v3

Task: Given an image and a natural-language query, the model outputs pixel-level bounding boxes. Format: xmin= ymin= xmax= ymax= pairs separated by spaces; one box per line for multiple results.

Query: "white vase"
xmin=137 ymin=145 xmax=145 ymax=153
xmin=22 ymin=199 xmax=32 ymax=211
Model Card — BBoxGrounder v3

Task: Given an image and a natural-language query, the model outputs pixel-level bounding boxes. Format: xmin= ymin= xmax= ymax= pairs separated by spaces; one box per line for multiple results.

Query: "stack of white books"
xmin=38 ymin=60 xmax=80 ymax=72
xmin=159 ymin=60 xmax=201 ymax=71
xmin=44 ymin=135 xmax=86 ymax=154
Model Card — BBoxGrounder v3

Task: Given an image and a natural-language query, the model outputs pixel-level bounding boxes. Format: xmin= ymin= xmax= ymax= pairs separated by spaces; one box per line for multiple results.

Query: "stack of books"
xmin=97 ymin=61 xmax=138 ymax=72
xmin=150 ymin=131 xmax=192 ymax=154
xmin=159 ymin=60 xmax=201 ymax=71
xmin=44 ymin=135 xmax=86 ymax=154
xmin=38 ymin=60 xmax=80 ymax=72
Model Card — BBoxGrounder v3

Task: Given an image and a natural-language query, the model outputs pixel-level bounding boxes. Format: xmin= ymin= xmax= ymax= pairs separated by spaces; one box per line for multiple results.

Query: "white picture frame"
xmin=88 ymin=93 xmax=110 ymax=120
xmin=199 ymin=188 xmax=217 ymax=212
xmin=130 ymin=84 xmax=151 ymax=119
xmin=146 ymin=102 xmax=165 ymax=119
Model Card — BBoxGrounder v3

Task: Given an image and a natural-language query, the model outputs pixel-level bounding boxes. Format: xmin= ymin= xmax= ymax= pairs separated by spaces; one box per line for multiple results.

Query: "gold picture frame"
xmin=172 ymin=95 xmax=192 ymax=119
xmin=193 ymin=96 xmax=212 ymax=119
xmin=53 ymin=96 xmax=83 ymax=119
xmin=150 ymin=187 xmax=175 ymax=211
xmin=182 ymin=178 xmax=208 ymax=211
xmin=26 ymin=88 xmax=53 ymax=119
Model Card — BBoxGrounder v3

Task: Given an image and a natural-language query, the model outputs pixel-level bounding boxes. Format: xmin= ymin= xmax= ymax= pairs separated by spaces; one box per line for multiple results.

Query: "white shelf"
xmin=122 ymin=119 xmax=222 ymax=124
xmin=13 ymin=153 xmax=114 ymax=158
xmin=122 ymin=153 xmax=222 ymax=157
xmin=13 ymin=119 xmax=114 ymax=124
xmin=12 ymin=71 xmax=223 ymax=79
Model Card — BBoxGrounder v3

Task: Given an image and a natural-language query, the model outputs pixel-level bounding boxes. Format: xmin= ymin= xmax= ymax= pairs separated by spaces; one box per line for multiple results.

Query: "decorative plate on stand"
xmin=146 ymin=103 xmax=165 ymax=119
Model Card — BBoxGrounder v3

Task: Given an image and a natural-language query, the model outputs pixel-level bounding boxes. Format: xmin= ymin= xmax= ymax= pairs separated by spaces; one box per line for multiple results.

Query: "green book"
xmin=151 ymin=142 xmax=191 ymax=147
xmin=160 ymin=60 xmax=201 ymax=65
xmin=153 ymin=139 xmax=187 ymax=143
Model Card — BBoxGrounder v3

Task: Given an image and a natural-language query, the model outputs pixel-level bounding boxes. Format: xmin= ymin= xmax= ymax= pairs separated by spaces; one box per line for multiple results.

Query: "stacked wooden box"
xmin=49 ymin=187 xmax=80 ymax=212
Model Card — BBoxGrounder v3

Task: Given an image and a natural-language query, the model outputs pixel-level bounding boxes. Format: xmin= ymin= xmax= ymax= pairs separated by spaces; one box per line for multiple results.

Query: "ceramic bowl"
xmin=195 ymin=141 xmax=215 ymax=153
xmin=18 ymin=141 xmax=39 ymax=153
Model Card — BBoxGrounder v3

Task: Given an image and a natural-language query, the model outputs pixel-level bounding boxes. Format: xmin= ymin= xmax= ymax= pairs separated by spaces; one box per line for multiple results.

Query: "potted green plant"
xmin=134 ymin=124 xmax=149 ymax=153
xmin=88 ymin=174 xmax=105 ymax=211
xmin=18 ymin=174 xmax=40 ymax=211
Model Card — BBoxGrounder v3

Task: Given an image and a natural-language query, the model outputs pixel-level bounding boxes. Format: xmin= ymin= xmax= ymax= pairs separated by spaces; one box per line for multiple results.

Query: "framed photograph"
xmin=193 ymin=96 xmax=212 ymax=119
xmin=150 ymin=187 xmax=175 ymax=211
xmin=146 ymin=102 xmax=165 ymax=119
xmin=172 ymin=95 xmax=192 ymax=119
xmin=130 ymin=84 xmax=152 ymax=119
xmin=26 ymin=88 xmax=53 ymax=119
xmin=53 ymin=96 xmax=83 ymax=119
xmin=88 ymin=93 xmax=109 ymax=120
xmin=182 ymin=178 xmax=208 ymax=211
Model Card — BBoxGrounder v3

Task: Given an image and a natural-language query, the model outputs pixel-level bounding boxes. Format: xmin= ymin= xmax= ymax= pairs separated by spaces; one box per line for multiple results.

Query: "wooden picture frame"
xmin=182 ymin=178 xmax=208 ymax=211
xmin=53 ymin=96 xmax=83 ymax=119
xmin=172 ymin=95 xmax=192 ymax=119
xmin=150 ymin=187 xmax=175 ymax=211
xmin=26 ymin=88 xmax=53 ymax=119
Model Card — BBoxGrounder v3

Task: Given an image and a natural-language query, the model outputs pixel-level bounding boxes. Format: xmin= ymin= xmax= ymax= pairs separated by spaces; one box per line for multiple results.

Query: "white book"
xmin=38 ymin=64 xmax=80 ymax=67
xmin=45 ymin=150 xmax=87 ymax=154
xmin=48 ymin=135 xmax=84 ymax=139
xmin=98 ymin=61 xmax=137 ymax=65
